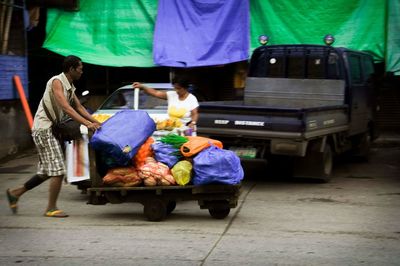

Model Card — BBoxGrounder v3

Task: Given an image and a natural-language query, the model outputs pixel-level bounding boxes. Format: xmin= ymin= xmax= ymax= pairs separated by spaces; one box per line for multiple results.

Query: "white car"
xmin=93 ymin=83 xmax=172 ymax=123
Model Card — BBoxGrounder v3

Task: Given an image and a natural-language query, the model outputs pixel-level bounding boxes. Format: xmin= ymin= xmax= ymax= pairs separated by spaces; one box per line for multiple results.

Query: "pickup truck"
xmin=197 ymin=44 xmax=378 ymax=181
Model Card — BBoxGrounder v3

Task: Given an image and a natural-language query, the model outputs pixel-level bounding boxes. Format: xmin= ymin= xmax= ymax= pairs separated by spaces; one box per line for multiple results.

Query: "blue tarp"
xmin=153 ymin=0 xmax=249 ymax=67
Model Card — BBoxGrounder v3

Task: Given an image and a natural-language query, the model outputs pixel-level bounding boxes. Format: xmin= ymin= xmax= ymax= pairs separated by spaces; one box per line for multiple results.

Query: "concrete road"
xmin=0 ymin=142 xmax=399 ymax=266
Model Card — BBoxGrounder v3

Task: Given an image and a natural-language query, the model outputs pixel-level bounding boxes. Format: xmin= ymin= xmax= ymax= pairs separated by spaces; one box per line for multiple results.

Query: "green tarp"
xmin=387 ymin=0 xmax=400 ymax=75
xmin=44 ymin=0 xmax=158 ymax=67
xmin=250 ymin=0 xmax=385 ymax=60
xmin=44 ymin=0 xmax=399 ymax=74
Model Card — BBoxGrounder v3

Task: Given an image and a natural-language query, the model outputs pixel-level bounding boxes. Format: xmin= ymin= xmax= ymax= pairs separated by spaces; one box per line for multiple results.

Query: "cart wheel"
xmin=88 ymin=192 xmax=106 ymax=205
xmin=104 ymin=192 xmax=124 ymax=204
xmin=166 ymin=201 xmax=176 ymax=215
xmin=208 ymin=201 xmax=230 ymax=219
xmin=143 ymin=199 xmax=167 ymax=222
xmin=209 ymin=207 xmax=230 ymax=219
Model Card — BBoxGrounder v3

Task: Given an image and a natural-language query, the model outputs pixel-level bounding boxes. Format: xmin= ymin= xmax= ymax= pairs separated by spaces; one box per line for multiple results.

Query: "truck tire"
xmin=294 ymin=143 xmax=333 ymax=182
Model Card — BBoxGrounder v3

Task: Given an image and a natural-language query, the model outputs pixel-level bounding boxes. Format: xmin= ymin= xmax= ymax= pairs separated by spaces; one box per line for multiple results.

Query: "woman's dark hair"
xmin=62 ymin=55 xmax=82 ymax=72
xmin=172 ymin=76 xmax=190 ymax=89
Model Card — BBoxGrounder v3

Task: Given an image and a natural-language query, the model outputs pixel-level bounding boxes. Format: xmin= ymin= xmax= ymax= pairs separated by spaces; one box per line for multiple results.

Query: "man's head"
xmin=63 ymin=55 xmax=83 ymax=81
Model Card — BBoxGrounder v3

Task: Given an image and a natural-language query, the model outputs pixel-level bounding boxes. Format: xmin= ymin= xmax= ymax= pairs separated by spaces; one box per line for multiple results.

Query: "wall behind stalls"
xmin=0 ymin=101 xmax=33 ymax=160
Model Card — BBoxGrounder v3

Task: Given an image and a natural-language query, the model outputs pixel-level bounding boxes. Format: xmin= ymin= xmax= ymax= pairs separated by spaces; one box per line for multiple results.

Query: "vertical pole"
xmin=1 ymin=0 xmax=13 ymax=54
xmin=13 ymin=75 xmax=33 ymax=130
xmin=134 ymin=88 xmax=139 ymax=110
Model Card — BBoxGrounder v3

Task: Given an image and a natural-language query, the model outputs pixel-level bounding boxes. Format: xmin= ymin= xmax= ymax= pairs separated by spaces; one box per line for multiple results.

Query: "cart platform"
xmin=87 ymin=184 xmax=241 ymax=221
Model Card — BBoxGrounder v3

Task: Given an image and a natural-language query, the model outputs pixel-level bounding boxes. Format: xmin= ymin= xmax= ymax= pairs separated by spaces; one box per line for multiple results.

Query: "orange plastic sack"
xmin=133 ymin=137 xmax=154 ymax=167
xmin=103 ymin=167 xmax=141 ymax=187
xmin=180 ymin=136 xmax=223 ymax=157
xmin=138 ymin=157 xmax=176 ymax=186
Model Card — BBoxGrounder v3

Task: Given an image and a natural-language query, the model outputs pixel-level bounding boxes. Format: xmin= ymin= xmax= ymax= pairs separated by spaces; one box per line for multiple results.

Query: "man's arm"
xmin=52 ymin=80 xmax=100 ymax=130
xmin=72 ymin=93 xmax=101 ymax=126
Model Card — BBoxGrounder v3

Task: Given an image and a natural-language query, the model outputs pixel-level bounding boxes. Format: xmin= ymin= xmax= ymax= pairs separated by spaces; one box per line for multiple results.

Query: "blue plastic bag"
xmin=193 ymin=145 xmax=244 ymax=185
xmin=90 ymin=110 xmax=156 ymax=166
xmin=152 ymin=142 xmax=179 ymax=168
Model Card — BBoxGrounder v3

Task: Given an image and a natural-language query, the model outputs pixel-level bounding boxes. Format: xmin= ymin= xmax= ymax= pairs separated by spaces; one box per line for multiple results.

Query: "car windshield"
xmin=100 ymin=89 xmax=168 ymax=110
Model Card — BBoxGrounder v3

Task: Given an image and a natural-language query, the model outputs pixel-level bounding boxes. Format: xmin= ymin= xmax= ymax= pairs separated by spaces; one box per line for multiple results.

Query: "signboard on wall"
xmin=0 ymin=55 xmax=29 ymax=100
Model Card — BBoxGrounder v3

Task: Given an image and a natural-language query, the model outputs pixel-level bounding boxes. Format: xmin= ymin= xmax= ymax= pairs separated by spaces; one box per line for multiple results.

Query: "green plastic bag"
xmin=171 ymin=160 xmax=192 ymax=186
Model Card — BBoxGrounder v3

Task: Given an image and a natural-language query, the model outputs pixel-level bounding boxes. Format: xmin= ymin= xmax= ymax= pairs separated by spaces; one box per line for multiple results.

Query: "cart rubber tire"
xmin=166 ymin=201 xmax=176 ymax=215
xmin=143 ymin=199 xmax=167 ymax=222
xmin=208 ymin=201 xmax=231 ymax=219
xmin=208 ymin=207 xmax=230 ymax=219
xmin=104 ymin=192 xmax=124 ymax=204
xmin=89 ymin=192 xmax=106 ymax=205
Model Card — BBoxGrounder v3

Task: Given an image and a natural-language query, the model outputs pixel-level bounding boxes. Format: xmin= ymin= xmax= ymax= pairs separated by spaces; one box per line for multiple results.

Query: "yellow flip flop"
xmin=44 ymin=209 xmax=69 ymax=218
xmin=6 ymin=189 xmax=18 ymax=214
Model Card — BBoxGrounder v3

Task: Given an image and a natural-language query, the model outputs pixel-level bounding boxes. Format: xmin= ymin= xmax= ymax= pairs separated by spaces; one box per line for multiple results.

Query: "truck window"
xmin=362 ymin=56 xmax=375 ymax=83
xmin=326 ymin=53 xmax=340 ymax=79
xmin=307 ymin=56 xmax=324 ymax=78
xmin=266 ymin=56 xmax=284 ymax=77
xmin=348 ymin=54 xmax=363 ymax=85
xmin=249 ymin=46 xmax=342 ymax=79
xmin=287 ymin=56 xmax=304 ymax=78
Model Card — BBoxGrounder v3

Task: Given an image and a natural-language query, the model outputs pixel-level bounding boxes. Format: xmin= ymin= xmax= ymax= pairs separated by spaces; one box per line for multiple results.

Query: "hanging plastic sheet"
xmin=250 ymin=0 xmax=385 ymax=64
xmin=386 ymin=0 xmax=400 ymax=75
xmin=153 ymin=0 xmax=249 ymax=67
xmin=43 ymin=0 xmax=158 ymax=67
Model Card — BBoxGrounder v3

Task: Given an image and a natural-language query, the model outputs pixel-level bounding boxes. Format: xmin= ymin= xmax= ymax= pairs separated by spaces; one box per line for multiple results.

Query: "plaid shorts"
xmin=32 ymin=128 xmax=66 ymax=177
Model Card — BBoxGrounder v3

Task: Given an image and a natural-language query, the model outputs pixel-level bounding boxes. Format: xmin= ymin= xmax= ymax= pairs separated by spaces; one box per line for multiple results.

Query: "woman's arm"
xmin=132 ymin=82 xmax=167 ymax=100
xmin=189 ymin=107 xmax=199 ymax=128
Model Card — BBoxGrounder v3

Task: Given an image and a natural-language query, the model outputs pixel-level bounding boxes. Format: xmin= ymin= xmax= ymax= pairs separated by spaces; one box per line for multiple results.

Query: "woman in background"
xmin=132 ymin=77 xmax=199 ymax=129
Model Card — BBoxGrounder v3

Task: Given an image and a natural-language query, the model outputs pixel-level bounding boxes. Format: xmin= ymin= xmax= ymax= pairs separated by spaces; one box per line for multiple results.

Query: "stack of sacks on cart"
xmin=90 ymin=110 xmax=244 ymax=187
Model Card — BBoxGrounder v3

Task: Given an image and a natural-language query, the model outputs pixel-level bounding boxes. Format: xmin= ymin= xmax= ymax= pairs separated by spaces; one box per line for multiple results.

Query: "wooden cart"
xmin=87 ymin=147 xmax=241 ymax=221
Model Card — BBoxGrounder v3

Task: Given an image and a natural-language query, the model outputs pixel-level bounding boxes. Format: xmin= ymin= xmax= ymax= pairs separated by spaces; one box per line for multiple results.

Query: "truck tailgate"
xmin=197 ymin=101 xmax=349 ymax=140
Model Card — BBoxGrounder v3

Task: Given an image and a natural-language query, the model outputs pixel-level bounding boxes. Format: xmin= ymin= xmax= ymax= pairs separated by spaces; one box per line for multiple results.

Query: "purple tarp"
xmin=153 ymin=0 xmax=249 ymax=67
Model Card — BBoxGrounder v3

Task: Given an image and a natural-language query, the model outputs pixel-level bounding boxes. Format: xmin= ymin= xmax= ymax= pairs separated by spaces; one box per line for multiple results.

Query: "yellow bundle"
xmin=92 ymin=113 xmax=112 ymax=123
xmin=171 ymin=160 xmax=192 ymax=186
xmin=156 ymin=118 xmax=182 ymax=130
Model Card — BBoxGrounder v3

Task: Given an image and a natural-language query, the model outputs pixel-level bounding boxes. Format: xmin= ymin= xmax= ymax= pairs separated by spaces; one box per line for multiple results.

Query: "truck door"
xmin=346 ymin=52 xmax=374 ymax=135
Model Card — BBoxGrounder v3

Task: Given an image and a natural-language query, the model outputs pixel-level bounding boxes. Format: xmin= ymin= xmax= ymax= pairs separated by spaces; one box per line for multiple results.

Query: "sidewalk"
xmin=374 ymin=131 xmax=400 ymax=146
